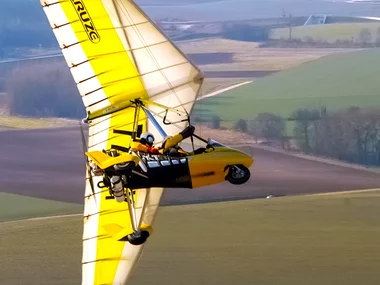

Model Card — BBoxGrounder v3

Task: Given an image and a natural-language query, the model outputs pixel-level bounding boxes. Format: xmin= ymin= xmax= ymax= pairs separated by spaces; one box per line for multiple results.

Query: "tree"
xmin=288 ymin=13 xmax=293 ymax=41
xmin=7 ymin=60 xmax=85 ymax=118
xmin=222 ymin=23 xmax=271 ymax=42
xmin=290 ymin=108 xmax=321 ymax=153
xmin=250 ymin=112 xmax=285 ymax=140
xmin=309 ymin=107 xmax=380 ymax=165
xmin=358 ymin=28 xmax=372 ymax=45
xmin=312 ymin=112 xmax=353 ymax=159
xmin=282 ymin=9 xmax=293 ymax=41
xmin=376 ymin=27 xmax=380 ymax=47
xmin=210 ymin=115 xmax=221 ymax=129
xmin=234 ymin=119 xmax=248 ymax=132
xmin=344 ymin=108 xmax=380 ymax=164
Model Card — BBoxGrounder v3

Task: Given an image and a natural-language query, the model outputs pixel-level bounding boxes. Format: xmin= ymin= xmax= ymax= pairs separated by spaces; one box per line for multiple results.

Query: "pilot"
xmin=140 ymin=131 xmax=160 ymax=154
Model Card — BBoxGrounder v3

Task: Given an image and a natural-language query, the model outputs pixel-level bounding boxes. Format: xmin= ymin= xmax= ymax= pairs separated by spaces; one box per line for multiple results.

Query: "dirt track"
xmin=1 ymin=127 xmax=380 ymax=205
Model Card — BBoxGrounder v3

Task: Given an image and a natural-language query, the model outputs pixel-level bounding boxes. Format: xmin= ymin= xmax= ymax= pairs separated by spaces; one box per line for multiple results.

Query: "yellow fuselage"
xmin=87 ymin=145 xmax=253 ymax=189
xmin=187 ymin=147 xmax=253 ymax=188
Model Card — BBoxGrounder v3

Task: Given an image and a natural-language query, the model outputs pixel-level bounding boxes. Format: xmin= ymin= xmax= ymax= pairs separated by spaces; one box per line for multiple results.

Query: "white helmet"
xmin=140 ymin=132 xmax=155 ymax=146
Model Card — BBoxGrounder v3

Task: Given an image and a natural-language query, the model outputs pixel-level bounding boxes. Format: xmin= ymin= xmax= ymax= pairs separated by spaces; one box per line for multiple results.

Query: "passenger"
xmin=139 ymin=125 xmax=195 ymax=156
xmin=160 ymin=125 xmax=195 ymax=156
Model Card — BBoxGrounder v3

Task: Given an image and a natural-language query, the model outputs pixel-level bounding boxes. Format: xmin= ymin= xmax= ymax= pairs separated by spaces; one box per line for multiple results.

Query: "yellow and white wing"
xmin=40 ymin=0 xmax=204 ymax=284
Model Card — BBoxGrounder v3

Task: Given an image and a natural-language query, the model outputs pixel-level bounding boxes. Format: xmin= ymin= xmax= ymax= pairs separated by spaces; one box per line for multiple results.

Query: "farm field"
xmin=1 ymin=38 xmax=352 ymax=112
xmin=178 ymin=38 xmax=355 ymax=71
xmin=3 ymin=127 xmax=380 ymax=205
xmin=194 ymin=48 xmax=380 ymax=122
xmin=0 ymin=115 xmax=78 ymax=130
xmin=1 ymin=190 xmax=379 ymax=285
xmin=0 ymin=193 xmax=81 ymax=223
xmin=271 ymin=22 xmax=380 ymax=43
xmin=3 ymin=2 xmax=380 ymax=284
xmin=0 ymin=192 xmax=82 ymax=222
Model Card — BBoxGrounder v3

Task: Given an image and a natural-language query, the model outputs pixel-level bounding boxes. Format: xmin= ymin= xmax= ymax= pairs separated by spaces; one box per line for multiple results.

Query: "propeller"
xmin=79 ymin=121 xmax=97 ymax=205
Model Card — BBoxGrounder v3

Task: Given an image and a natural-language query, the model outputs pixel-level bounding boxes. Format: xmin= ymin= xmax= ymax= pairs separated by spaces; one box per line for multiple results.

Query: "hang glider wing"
xmin=40 ymin=0 xmax=204 ymax=284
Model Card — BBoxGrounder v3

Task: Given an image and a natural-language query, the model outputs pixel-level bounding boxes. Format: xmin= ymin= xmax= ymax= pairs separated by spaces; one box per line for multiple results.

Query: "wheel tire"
xmin=114 ymin=161 xmax=135 ymax=172
xmin=127 ymin=230 xmax=150 ymax=246
xmin=226 ymin=165 xmax=250 ymax=185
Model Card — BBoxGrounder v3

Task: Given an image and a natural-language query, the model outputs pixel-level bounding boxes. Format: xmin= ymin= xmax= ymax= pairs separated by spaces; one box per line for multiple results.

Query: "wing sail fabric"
xmin=84 ymin=108 xmax=164 ymax=285
xmin=106 ymin=0 xmax=204 ymax=140
xmin=40 ymin=0 xmax=202 ymax=284
xmin=41 ymin=0 xmax=149 ymax=119
xmin=41 ymin=0 xmax=203 ymax=126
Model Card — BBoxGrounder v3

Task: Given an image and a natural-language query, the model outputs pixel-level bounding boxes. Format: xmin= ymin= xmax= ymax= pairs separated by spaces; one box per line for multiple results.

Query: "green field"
xmin=271 ymin=22 xmax=380 ymax=43
xmin=1 ymin=190 xmax=380 ymax=285
xmin=0 ymin=193 xmax=81 ymax=222
xmin=194 ymin=48 xmax=380 ymax=122
xmin=0 ymin=115 xmax=79 ymax=130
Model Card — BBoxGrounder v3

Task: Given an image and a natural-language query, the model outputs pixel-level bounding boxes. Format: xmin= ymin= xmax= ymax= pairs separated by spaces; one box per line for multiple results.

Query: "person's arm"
xmin=131 ymin=141 xmax=149 ymax=152
xmin=180 ymin=125 xmax=195 ymax=139
xmin=161 ymin=125 xmax=195 ymax=150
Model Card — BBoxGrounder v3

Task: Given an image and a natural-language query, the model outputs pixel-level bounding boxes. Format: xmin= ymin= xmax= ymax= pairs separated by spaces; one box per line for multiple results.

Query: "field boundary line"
xmin=300 ymin=188 xmax=380 ymax=197
xmin=197 ymin=81 xmax=253 ymax=100
xmin=0 ymin=213 xmax=82 ymax=225
xmin=3 ymin=188 xmax=380 ymax=224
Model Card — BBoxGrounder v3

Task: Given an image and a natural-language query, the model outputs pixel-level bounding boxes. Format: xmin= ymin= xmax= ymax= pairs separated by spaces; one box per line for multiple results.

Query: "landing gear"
xmin=101 ymin=170 xmax=151 ymax=246
xmin=226 ymin=165 xmax=250 ymax=185
xmin=124 ymin=230 xmax=150 ymax=245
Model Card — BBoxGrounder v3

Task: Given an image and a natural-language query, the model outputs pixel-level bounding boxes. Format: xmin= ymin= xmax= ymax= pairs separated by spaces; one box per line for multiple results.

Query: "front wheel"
xmin=226 ymin=165 xmax=250 ymax=185
xmin=114 ymin=161 xmax=135 ymax=173
xmin=126 ymin=230 xmax=150 ymax=246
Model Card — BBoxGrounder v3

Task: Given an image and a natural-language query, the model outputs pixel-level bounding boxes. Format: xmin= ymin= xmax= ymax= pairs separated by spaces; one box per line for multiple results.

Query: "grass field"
xmin=0 ymin=193 xmax=81 ymax=222
xmin=179 ymin=38 xmax=352 ymax=71
xmin=194 ymin=48 xmax=380 ymax=122
xmin=1 ymin=190 xmax=380 ymax=285
xmin=0 ymin=115 xmax=78 ymax=130
xmin=271 ymin=22 xmax=380 ymax=43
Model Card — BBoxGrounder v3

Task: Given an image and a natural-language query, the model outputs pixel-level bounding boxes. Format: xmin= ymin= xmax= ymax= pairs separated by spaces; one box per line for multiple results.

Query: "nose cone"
xmin=233 ymin=148 xmax=254 ymax=168
xmin=243 ymin=152 xmax=254 ymax=168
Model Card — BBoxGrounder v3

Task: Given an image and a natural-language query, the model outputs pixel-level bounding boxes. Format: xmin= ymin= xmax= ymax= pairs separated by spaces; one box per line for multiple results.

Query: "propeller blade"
xmin=131 ymin=170 xmax=149 ymax=179
xmin=79 ymin=122 xmax=97 ymax=204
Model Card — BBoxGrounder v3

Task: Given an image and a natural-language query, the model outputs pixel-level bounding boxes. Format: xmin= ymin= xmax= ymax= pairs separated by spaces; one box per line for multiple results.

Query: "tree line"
xmin=210 ymin=106 xmax=380 ymax=166
xmin=6 ymin=60 xmax=84 ymax=118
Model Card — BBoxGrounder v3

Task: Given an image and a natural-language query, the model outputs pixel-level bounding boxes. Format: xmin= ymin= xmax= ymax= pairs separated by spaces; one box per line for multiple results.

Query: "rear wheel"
xmin=226 ymin=165 xmax=250 ymax=185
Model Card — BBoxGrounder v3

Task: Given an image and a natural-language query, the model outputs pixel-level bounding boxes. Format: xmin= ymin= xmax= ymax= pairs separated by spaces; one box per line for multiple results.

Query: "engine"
xmin=110 ymin=175 xmax=125 ymax=203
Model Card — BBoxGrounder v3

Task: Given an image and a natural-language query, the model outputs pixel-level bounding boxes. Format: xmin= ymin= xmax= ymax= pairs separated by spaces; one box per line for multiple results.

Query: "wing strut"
xmin=125 ymin=187 xmax=139 ymax=233
xmin=142 ymin=106 xmax=167 ymax=139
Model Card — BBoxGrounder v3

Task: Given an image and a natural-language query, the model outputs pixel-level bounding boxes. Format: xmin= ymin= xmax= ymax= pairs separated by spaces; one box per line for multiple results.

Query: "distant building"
xmin=304 ymin=14 xmax=331 ymax=25
xmin=304 ymin=14 xmax=380 ymax=26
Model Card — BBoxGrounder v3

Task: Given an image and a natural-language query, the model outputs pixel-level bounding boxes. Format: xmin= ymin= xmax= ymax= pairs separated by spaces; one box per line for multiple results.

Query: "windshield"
xmin=207 ymin=139 xmax=226 ymax=148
